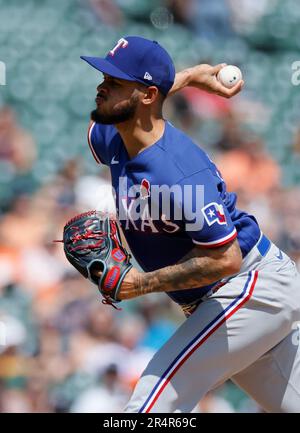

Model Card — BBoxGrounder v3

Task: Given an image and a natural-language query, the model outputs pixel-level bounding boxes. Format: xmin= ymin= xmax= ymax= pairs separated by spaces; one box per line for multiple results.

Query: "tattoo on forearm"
xmin=137 ymin=240 xmax=241 ymax=296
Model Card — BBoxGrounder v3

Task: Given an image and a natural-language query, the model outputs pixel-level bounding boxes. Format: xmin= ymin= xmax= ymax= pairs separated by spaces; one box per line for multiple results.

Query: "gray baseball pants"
xmin=125 ymin=235 xmax=300 ymax=413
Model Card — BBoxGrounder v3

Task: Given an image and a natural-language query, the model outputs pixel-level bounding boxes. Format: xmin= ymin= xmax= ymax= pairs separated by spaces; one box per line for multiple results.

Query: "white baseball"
xmin=217 ymin=65 xmax=242 ymax=88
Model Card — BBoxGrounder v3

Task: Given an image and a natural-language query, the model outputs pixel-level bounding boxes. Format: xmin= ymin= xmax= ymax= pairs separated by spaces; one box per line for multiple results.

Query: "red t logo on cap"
xmin=109 ymin=38 xmax=129 ymax=56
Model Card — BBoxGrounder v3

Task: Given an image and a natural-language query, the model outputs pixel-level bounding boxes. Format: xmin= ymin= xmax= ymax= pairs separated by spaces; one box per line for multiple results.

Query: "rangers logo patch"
xmin=112 ymin=248 xmax=126 ymax=262
xmin=202 ymin=202 xmax=227 ymax=226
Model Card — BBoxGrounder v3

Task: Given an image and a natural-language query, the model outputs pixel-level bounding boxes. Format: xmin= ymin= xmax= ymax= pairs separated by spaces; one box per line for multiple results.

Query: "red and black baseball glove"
xmin=56 ymin=211 xmax=132 ymax=308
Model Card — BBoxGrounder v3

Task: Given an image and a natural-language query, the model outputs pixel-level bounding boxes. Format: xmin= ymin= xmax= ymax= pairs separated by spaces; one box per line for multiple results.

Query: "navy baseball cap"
xmin=80 ymin=36 xmax=175 ymax=96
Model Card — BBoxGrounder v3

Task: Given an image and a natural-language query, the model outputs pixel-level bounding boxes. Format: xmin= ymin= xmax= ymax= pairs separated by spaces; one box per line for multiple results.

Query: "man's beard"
xmin=91 ymin=95 xmax=139 ymax=125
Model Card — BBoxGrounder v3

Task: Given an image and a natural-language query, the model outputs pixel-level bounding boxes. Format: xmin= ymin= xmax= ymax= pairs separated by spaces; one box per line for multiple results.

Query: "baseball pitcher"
xmin=60 ymin=36 xmax=300 ymax=412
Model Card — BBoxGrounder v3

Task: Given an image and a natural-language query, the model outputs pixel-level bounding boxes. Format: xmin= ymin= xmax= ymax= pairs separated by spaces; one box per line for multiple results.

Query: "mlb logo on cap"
xmin=80 ymin=36 xmax=175 ymax=96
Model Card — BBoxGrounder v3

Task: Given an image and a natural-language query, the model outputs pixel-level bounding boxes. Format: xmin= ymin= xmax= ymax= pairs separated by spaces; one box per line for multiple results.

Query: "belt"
xmin=256 ymin=233 xmax=271 ymax=257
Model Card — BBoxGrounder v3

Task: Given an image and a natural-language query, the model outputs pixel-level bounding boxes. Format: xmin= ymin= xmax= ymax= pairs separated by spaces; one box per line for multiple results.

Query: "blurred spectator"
xmin=164 ymin=0 xmax=235 ymax=39
xmin=165 ymin=0 xmax=194 ymax=28
xmin=0 ymin=314 xmax=27 ymax=356
xmin=190 ymin=0 xmax=235 ymax=40
xmin=88 ymin=0 xmax=124 ymax=27
xmin=214 ymin=111 xmax=245 ymax=152
xmin=136 ymin=296 xmax=179 ymax=352
xmin=74 ymin=170 xmax=116 ymax=214
xmin=0 ymin=314 xmax=29 ymax=412
xmin=0 ymin=107 xmax=36 ymax=174
xmin=52 ymin=158 xmax=83 ymax=209
xmin=164 ymin=93 xmax=203 ymax=144
xmin=70 ymin=364 xmax=129 ymax=413
xmin=215 ymin=135 xmax=281 ymax=199
xmin=0 ymin=194 xmax=51 ymax=249
xmin=0 ymin=388 xmax=32 ymax=413
xmin=228 ymin=0 xmax=275 ymax=33
xmin=180 ymin=86 xmax=231 ymax=120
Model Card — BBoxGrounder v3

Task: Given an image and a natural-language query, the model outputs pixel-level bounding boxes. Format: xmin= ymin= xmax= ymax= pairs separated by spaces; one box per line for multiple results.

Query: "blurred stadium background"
xmin=0 ymin=0 xmax=300 ymax=413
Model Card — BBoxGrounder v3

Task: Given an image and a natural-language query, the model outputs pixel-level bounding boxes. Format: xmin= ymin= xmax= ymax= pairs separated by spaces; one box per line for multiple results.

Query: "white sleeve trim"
xmin=192 ymin=227 xmax=237 ymax=246
xmin=87 ymin=121 xmax=102 ymax=164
